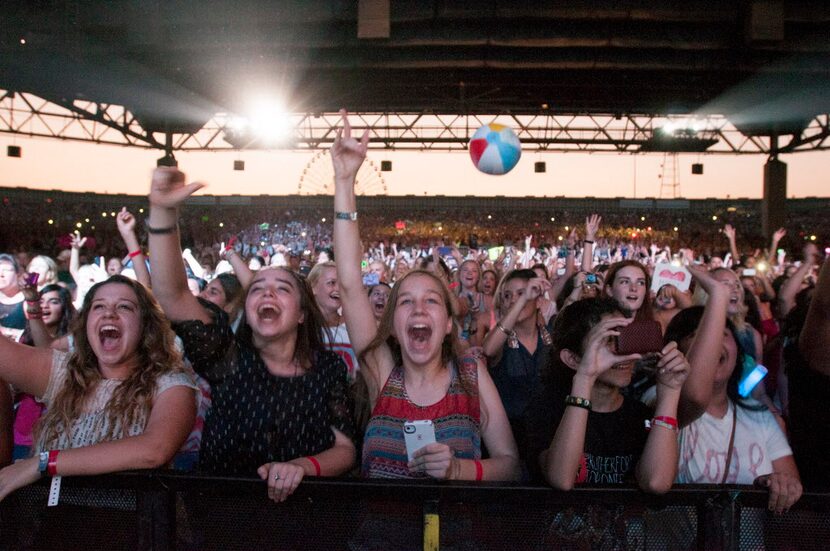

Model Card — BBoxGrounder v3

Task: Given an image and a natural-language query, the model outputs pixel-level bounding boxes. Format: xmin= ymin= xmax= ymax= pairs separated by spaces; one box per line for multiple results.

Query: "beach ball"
xmin=469 ymin=123 xmax=522 ymax=175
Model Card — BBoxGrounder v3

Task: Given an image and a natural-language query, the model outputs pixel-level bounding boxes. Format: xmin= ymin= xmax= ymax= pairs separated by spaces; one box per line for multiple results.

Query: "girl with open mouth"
xmin=332 ymin=110 xmax=520 ymax=482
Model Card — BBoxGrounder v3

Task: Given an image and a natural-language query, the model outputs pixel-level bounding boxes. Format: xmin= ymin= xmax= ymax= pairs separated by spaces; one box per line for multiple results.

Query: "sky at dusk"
xmin=1 ymin=134 xmax=828 ymax=200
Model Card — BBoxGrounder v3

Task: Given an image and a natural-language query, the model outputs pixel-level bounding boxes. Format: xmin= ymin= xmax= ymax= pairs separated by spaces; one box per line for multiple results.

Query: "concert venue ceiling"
xmin=2 ymin=1 xmax=830 ymax=135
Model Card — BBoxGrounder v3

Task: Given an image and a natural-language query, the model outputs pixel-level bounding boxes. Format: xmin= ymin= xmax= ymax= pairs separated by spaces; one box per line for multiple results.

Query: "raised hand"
xmin=149 ymin=167 xmax=205 ymax=210
xmin=70 ymin=232 xmax=87 ymax=250
xmin=722 ymin=224 xmax=736 ymax=242
xmin=585 ymin=214 xmax=601 ymax=241
xmin=575 ymin=317 xmax=641 ymax=381
xmin=654 ymin=341 xmax=689 ymax=391
xmin=331 ymin=109 xmax=369 ymax=183
xmin=116 ymin=207 xmax=136 ymax=236
xmin=772 ymin=228 xmax=786 ymax=243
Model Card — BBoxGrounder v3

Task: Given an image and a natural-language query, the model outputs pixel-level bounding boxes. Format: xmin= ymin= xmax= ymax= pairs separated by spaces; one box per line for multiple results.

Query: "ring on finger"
xmin=274 ymin=474 xmax=281 ymax=481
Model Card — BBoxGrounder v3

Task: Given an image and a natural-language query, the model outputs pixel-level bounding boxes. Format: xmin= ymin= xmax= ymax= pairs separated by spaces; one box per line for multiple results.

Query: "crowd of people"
xmin=0 ymin=112 xmax=827 ymax=545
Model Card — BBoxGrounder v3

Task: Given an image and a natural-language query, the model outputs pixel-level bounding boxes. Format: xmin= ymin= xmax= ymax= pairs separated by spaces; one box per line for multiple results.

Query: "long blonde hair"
xmin=35 ymin=276 xmax=185 ymax=449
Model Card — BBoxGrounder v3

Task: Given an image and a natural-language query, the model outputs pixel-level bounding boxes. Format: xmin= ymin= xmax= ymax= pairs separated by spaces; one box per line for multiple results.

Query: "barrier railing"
xmin=1 ymin=471 xmax=828 ymax=550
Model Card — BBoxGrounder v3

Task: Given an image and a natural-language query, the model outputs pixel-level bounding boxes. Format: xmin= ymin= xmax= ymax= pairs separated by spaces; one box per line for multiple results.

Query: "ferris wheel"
xmin=297 ymin=150 xmax=388 ymax=195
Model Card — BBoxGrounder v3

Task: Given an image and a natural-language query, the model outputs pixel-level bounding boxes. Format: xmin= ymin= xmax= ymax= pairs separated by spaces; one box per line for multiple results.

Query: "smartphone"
xmin=585 ymin=273 xmax=598 ymax=284
xmin=403 ymin=420 xmax=436 ymax=462
xmin=616 ymin=320 xmax=664 ymax=356
xmin=742 ymin=268 xmax=757 ymax=276
xmin=557 ymin=248 xmax=569 ymax=259
xmin=556 ymin=268 xmax=567 ymax=276
xmin=362 ymin=272 xmax=380 ymax=286
xmin=25 ymin=272 xmax=40 ymax=287
xmin=437 ymin=246 xmax=452 ymax=257
xmin=739 ymin=360 xmax=768 ymax=398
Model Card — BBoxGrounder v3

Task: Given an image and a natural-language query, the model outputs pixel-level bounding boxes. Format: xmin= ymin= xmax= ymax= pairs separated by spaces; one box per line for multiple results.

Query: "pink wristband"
xmin=474 ymin=459 xmax=483 ymax=481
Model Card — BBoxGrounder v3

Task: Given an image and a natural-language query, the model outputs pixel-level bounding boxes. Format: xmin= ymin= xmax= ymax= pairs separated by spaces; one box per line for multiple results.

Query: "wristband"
xmin=128 ymin=249 xmax=142 ymax=259
xmin=307 ymin=456 xmax=322 ymax=476
xmin=473 ymin=459 xmax=483 ymax=482
xmin=334 ymin=211 xmax=358 ymax=221
xmin=145 ymin=220 xmax=178 ymax=234
xmin=564 ymin=395 xmax=592 ymax=411
xmin=648 ymin=419 xmax=677 ymax=432
xmin=583 ymin=240 xmax=595 ymax=244
xmin=653 ymin=415 xmax=678 ymax=429
xmin=47 ymin=449 xmax=60 ymax=477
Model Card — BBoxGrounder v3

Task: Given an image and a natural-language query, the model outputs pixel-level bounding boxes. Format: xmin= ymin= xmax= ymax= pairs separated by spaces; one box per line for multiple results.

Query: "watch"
xmin=38 ymin=451 xmax=49 ymax=475
xmin=335 ymin=211 xmax=358 ymax=221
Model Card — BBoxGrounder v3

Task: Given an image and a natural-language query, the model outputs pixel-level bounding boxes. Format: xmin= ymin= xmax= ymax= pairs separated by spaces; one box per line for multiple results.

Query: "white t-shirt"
xmin=322 ymin=322 xmax=359 ymax=381
xmin=36 ymin=350 xmax=197 ymax=452
xmin=677 ymin=400 xmax=792 ymax=484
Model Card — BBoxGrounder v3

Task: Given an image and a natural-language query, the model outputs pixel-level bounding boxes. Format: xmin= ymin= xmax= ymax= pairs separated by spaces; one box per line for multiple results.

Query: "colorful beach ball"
xmin=469 ymin=123 xmax=522 ymax=175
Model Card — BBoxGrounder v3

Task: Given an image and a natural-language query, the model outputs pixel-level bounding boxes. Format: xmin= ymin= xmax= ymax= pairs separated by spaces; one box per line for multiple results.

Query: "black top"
xmin=525 ymin=376 xmax=651 ymax=484
xmin=785 ymin=343 xmax=830 ymax=489
xmin=174 ymin=299 xmax=355 ymax=477
xmin=0 ymin=300 xmax=25 ymax=330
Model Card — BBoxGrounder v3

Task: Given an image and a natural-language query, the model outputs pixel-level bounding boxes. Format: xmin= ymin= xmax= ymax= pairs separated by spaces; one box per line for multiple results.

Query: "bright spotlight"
xmin=662 ymin=122 xmax=676 ymax=135
xmin=248 ymin=97 xmax=292 ymax=144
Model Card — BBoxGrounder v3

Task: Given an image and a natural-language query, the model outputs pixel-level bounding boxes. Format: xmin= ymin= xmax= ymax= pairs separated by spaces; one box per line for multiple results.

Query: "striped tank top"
xmin=361 ymin=356 xmax=481 ymax=479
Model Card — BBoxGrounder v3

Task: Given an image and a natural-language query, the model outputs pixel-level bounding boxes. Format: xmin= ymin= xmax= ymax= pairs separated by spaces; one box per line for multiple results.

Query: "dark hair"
xmin=367 ymin=282 xmax=392 ymax=296
xmin=544 ymin=298 xmax=621 ymax=391
xmin=215 ymin=273 xmax=244 ymax=319
xmin=235 ymin=267 xmax=329 ymax=371
xmin=530 ymin=263 xmax=549 ymax=279
xmin=603 ymin=260 xmax=653 ymax=320
xmin=665 ymin=306 xmax=764 ymax=411
xmin=494 ymin=268 xmax=537 ymax=314
xmin=20 ymin=284 xmax=76 ymax=345
xmin=418 ymin=256 xmax=452 ymax=281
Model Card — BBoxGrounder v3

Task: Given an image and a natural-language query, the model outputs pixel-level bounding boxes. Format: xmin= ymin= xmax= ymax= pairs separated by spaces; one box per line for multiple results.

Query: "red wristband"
xmin=653 ymin=416 xmax=678 ymax=429
xmin=47 ymin=449 xmax=60 ymax=477
xmin=474 ymin=459 xmax=483 ymax=482
xmin=128 ymin=249 xmax=142 ymax=259
xmin=307 ymin=456 xmax=321 ymax=477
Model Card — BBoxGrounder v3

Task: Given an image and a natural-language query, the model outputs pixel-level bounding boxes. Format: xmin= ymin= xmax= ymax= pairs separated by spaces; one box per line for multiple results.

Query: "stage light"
xmin=534 ymin=162 xmax=546 ymax=173
xmin=75 ymin=222 xmax=82 ymax=228
xmin=692 ymin=163 xmax=704 ymax=175
xmin=102 ymin=212 xmax=107 ymax=217
xmin=139 ymin=208 xmax=144 ymax=213
xmin=550 ymin=217 xmax=555 ymax=222
xmin=640 ymin=216 xmax=645 ymax=221
xmin=219 ymin=222 xmax=224 ymax=228
xmin=712 ymin=215 xmax=718 ymax=221
xmin=248 ymin=97 xmax=292 ymax=144
xmin=810 ymin=235 xmax=817 ymax=241
xmin=321 ymin=217 xmax=326 ymax=222
xmin=48 ymin=219 xmax=53 ymax=225
xmin=674 ymin=226 xmax=679 ymax=231
xmin=487 ymin=215 xmax=492 ymax=220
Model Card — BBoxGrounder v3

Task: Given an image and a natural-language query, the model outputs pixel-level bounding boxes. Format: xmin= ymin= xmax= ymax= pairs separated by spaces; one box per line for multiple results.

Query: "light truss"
xmin=2 ymin=89 xmax=829 ymax=155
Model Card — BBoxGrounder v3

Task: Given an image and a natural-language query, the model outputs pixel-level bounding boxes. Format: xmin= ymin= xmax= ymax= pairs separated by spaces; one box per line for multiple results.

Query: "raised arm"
xmin=0 ymin=383 xmax=196 ymax=501
xmin=677 ymin=266 xmax=730 ymax=426
xmin=723 ymin=224 xmax=740 ymax=263
xmin=331 ymin=111 xmax=383 ymax=363
xmin=146 ymin=168 xmax=210 ymax=323
xmin=116 ymin=207 xmax=151 ymax=288
xmin=799 ymin=255 xmax=830 ymax=377
xmin=779 ymin=248 xmax=816 ymax=317
xmin=220 ymin=243 xmax=254 ymax=288
xmin=482 ymin=277 xmax=549 ymax=362
xmin=769 ymin=228 xmax=786 ymax=265
xmin=68 ymin=232 xmax=86 ymax=284
xmin=582 ymin=214 xmax=600 ymax=273
xmin=636 ymin=342 xmax=688 ymax=493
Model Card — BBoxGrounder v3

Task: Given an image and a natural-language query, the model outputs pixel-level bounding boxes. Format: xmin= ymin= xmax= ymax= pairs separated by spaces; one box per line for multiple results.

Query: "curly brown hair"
xmin=35 ymin=275 xmax=185 ymax=449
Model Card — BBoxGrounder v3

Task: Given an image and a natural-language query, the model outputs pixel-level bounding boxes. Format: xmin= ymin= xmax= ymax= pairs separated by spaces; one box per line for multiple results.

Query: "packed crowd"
xmin=0 ymin=114 xmax=827 ymax=545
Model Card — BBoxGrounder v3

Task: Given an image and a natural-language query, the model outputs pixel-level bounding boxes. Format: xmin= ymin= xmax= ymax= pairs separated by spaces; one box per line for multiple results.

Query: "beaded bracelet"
xmin=564 ymin=395 xmax=592 ymax=411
